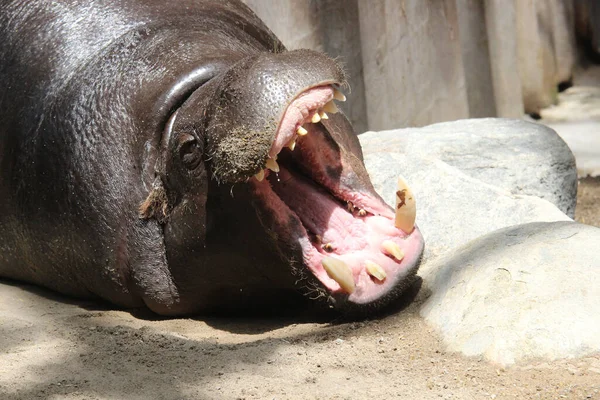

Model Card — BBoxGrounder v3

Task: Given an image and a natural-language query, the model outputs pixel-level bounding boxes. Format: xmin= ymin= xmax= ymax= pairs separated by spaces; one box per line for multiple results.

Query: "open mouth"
xmin=250 ymin=85 xmax=424 ymax=308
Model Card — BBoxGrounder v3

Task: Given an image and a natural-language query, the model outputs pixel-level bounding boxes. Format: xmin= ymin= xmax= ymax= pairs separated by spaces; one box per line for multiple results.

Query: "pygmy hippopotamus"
xmin=0 ymin=0 xmax=424 ymax=315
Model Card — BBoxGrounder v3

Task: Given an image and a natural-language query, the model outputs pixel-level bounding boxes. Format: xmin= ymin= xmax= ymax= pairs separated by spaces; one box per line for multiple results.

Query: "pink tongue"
xmin=271 ymin=168 xmax=370 ymax=253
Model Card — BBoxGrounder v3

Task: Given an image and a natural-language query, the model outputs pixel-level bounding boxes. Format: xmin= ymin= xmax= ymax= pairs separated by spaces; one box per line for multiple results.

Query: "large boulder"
xmin=419 ymin=221 xmax=600 ymax=365
xmin=362 ymin=152 xmax=571 ymax=264
xmin=360 ymin=118 xmax=578 ymax=218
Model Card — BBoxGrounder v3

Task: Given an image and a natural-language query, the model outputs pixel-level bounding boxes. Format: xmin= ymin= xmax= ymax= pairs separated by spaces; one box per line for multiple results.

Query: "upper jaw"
xmin=204 ymin=50 xmax=347 ymax=184
xmin=248 ymin=85 xmax=425 ymax=313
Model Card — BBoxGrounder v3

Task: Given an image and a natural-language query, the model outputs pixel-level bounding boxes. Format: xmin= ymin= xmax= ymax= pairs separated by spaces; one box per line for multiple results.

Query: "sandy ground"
xmin=576 ymin=177 xmax=600 ymax=227
xmin=1 ymin=271 xmax=600 ymax=400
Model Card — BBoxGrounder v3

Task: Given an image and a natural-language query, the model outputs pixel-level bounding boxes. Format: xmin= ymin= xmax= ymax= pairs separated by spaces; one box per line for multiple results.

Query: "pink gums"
xmin=270 ymin=168 xmax=423 ymax=303
xmin=252 ymin=84 xmax=424 ymax=304
xmin=268 ymin=86 xmax=334 ymax=158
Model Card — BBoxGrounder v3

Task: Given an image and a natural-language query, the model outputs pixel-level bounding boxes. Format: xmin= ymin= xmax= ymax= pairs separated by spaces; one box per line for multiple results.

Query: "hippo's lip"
xmin=250 ymin=85 xmax=424 ymax=310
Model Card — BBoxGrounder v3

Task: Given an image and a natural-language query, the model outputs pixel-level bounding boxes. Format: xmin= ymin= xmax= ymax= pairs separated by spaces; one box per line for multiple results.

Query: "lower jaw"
xmin=251 ymin=166 xmax=425 ymax=308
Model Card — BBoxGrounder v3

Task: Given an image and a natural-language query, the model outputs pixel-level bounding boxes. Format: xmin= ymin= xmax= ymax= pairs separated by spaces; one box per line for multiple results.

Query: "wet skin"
xmin=0 ymin=0 xmax=424 ymax=315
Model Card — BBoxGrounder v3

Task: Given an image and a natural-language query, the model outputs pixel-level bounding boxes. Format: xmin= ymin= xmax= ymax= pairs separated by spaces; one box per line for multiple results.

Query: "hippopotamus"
xmin=0 ymin=0 xmax=424 ymax=315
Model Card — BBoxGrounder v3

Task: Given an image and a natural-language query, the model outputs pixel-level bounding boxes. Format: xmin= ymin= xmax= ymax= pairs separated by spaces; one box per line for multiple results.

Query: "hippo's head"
xmin=141 ymin=49 xmax=424 ymax=316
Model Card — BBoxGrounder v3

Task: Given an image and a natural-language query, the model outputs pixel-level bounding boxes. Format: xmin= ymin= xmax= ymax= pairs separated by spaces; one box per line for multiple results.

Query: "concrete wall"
xmin=244 ymin=0 xmax=583 ymax=132
xmin=357 ymin=0 xmax=469 ymax=130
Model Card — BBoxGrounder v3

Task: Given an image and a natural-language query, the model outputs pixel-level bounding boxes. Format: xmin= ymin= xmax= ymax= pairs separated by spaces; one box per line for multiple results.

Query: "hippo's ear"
xmin=139 ymin=177 xmax=170 ymax=224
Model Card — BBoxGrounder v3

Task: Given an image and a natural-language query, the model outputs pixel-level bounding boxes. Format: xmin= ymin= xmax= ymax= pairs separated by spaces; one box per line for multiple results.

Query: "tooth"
xmin=381 ymin=240 xmax=404 ymax=261
xmin=322 ymin=243 xmax=334 ymax=252
xmin=365 ymin=261 xmax=387 ymax=281
xmin=321 ymin=257 xmax=355 ymax=294
xmin=358 ymin=209 xmax=367 ymax=217
xmin=286 ymin=138 xmax=296 ymax=151
xmin=323 ymin=100 xmax=339 ymax=114
xmin=265 ymin=158 xmax=279 ymax=173
xmin=333 ymin=89 xmax=346 ymax=102
xmin=319 ymin=111 xmax=329 ymax=120
xmin=297 ymin=126 xmax=308 ymax=136
xmin=254 ymin=169 xmax=265 ymax=182
xmin=311 ymin=112 xmax=321 ymax=123
xmin=395 ymin=176 xmax=416 ymax=233
xmin=346 ymin=201 xmax=354 ymax=213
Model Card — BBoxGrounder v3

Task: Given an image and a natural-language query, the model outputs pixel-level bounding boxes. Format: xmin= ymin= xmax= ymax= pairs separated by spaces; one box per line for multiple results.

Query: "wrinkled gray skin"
xmin=0 ymin=0 xmax=421 ymax=315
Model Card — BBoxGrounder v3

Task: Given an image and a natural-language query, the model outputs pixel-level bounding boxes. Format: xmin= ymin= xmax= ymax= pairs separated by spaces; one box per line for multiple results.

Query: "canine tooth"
xmin=319 ymin=111 xmax=329 ymax=120
xmin=321 ymin=257 xmax=355 ymax=293
xmin=254 ymin=169 xmax=265 ymax=182
xmin=395 ymin=176 xmax=416 ymax=233
xmin=323 ymin=100 xmax=339 ymax=114
xmin=358 ymin=209 xmax=367 ymax=217
xmin=333 ymin=89 xmax=346 ymax=102
xmin=311 ymin=112 xmax=321 ymax=123
xmin=286 ymin=138 xmax=296 ymax=151
xmin=381 ymin=240 xmax=404 ymax=261
xmin=365 ymin=261 xmax=387 ymax=281
xmin=297 ymin=126 xmax=308 ymax=136
xmin=346 ymin=201 xmax=354 ymax=213
xmin=265 ymin=158 xmax=279 ymax=173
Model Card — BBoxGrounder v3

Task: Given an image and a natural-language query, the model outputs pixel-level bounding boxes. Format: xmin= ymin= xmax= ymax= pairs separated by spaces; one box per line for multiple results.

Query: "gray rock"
xmin=419 ymin=221 xmax=600 ymax=365
xmin=360 ymin=118 xmax=577 ymax=218
xmin=362 ymin=151 xmax=570 ymax=264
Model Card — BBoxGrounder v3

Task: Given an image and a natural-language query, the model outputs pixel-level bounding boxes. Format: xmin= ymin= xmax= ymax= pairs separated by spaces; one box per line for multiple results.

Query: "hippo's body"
xmin=0 ymin=0 xmax=424 ymax=315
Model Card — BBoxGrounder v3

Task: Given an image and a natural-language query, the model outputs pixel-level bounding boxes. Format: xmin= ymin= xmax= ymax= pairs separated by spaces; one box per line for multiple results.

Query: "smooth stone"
xmin=362 ymin=146 xmax=571 ymax=264
xmin=419 ymin=221 xmax=600 ymax=366
xmin=360 ymin=118 xmax=578 ymax=217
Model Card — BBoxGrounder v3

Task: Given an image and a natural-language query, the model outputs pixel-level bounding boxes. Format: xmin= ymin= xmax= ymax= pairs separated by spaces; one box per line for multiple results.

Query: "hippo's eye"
xmin=178 ymin=133 xmax=202 ymax=170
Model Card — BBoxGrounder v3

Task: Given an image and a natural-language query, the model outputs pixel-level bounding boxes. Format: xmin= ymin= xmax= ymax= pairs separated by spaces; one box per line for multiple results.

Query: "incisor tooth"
xmin=381 ymin=240 xmax=404 ymax=261
xmin=254 ymin=169 xmax=265 ymax=182
xmin=333 ymin=89 xmax=346 ymax=101
xmin=287 ymin=138 xmax=296 ymax=151
xmin=265 ymin=158 xmax=279 ymax=173
xmin=395 ymin=176 xmax=416 ymax=233
xmin=297 ymin=126 xmax=308 ymax=136
xmin=322 ymin=243 xmax=334 ymax=252
xmin=321 ymin=257 xmax=355 ymax=293
xmin=365 ymin=261 xmax=387 ymax=281
xmin=323 ymin=100 xmax=339 ymax=114
xmin=311 ymin=112 xmax=321 ymax=123
xmin=319 ymin=111 xmax=329 ymax=119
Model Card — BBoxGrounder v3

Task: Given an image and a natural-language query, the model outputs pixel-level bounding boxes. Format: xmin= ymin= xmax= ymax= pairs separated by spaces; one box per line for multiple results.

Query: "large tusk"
xmin=321 ymin=257 xmax=355 ymax=294
xmin=395 ymin=176 xmax=416 ymax=233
